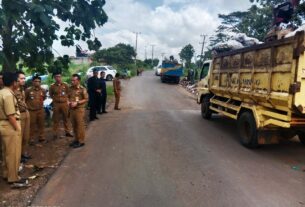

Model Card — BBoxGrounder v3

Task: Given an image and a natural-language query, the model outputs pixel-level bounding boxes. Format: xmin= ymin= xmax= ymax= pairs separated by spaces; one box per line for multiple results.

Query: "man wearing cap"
xmin=0 ymin=72 xmax=27 ymax=185
xmin=87 ymin=68 xmax=101 ymax=121
xmin=15 ymin=71 xmax=31 ymax=162
xmin=49 ymin=72 xmax=73 ymax=139
xmin=25 ymin=75 xmax=46 ymax=144
xmin=68 ymin=74 xmax=88 ymax=148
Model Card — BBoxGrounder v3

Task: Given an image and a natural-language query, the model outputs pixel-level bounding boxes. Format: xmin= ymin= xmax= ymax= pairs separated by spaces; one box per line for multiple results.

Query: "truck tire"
xmin=297 ymin=131 xmax=305 ymax=145
xmin=201 ymin=96 xmax=212 ymax=119
xmin=237 ymin=112 xmax=259 ymax=148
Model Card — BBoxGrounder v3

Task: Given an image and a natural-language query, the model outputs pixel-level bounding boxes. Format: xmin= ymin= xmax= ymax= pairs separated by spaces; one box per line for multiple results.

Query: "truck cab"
xmin=197 ymin=60 xmax=212 ymax=104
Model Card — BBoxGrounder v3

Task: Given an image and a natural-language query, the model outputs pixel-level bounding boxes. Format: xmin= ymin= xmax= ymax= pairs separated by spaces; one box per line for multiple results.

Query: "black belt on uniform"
xmin=29 ymin=108 xmax=43 ymax=111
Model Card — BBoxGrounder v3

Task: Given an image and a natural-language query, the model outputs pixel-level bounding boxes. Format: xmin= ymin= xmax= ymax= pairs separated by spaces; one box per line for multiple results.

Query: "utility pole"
xmin=151 ymin=44 xmax=155 ymax=67
xmin=161 ymin=53 xmax=166 ymax=61
xmin=134 ymin=32 xmax=141 ymax=67
xmin=144 ymin=46 xmax=147 ymax=60
xmin=199 ymin=34 xmax=207 ymax=68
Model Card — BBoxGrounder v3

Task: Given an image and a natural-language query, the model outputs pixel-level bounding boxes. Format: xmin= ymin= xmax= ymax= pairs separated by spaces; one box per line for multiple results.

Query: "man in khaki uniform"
xmin=0 ymin=72 xmax=27 ymax=184
xmin=25 ymin=75 xmax=46 ymax=143
xmin=15 ymin=71 xmax=31 ymax=161
xmin=68 ymin=74 xmax=88 ymax=148
xmin=0 ymin=72 xmax=3 ymax=161
xmin=113 ymin=73 xmax=121 ymax=110
xmin=49 ymin=72 xmax=72 ymax=139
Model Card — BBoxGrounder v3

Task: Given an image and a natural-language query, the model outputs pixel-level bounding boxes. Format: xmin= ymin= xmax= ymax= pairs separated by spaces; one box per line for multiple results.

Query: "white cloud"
xmin=53 ymin=0 xmax=252 ymax=61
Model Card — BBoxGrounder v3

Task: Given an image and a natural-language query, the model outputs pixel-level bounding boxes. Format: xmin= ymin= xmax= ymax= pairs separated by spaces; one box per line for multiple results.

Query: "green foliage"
xmin=47 ymin=55 xmax=70 ymax=75
xmin=106 ymin=85 xmax=114 ymax=97
xmin=144 ymin=58 xmax=159 ymax=67
xmin=93 ymin=43 xmax=136 ymax=68
xmin=179 ymin=44 xmax=195 ymax=68
xmin=0 ymin=0 xmax=108 ymax=72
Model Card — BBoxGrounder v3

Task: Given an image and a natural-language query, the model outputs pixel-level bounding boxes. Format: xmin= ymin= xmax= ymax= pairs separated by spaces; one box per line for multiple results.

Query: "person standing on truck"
xmin=113 ymin=73 xmax=121 ymax=110
xmin=49 ymin=72 xmax=73 ymax=139
xmin=25 ymin=75 xmax=47 ymax=144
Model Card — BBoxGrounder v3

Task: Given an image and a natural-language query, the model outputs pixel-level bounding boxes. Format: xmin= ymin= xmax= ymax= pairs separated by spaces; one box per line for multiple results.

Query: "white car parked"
xmin=86 ymin=65 xmax=117 ymax=81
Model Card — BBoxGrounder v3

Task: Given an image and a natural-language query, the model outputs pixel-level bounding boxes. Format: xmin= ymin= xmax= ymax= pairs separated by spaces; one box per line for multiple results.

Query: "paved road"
xmin=33 ymin=71 xmax=305 ymax=207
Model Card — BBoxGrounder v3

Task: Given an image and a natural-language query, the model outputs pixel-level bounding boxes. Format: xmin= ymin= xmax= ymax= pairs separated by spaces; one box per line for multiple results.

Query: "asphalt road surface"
xmin=33 ymin=71 xmax=305 ymax=207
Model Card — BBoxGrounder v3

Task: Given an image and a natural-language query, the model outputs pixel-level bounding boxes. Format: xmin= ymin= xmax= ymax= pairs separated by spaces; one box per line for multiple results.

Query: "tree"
xmin=179 ymin=44 xmax=195 ymax=68
xmin=93 ymin=43 xmax=136 ymax=68
xmin=0 ymin=0 xmax=108 ymax=72
xmin=144 ymin=58 xmax=159 ymax=67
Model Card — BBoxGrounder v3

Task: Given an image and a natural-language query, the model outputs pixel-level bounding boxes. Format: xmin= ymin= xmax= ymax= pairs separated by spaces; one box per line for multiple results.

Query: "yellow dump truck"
xmin=197 ymin=31 xmax=305 ymax=148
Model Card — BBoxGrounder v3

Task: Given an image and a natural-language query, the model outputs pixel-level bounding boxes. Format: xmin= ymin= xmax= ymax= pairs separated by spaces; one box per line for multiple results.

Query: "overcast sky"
xmin=53 ymin=0 xmax=252 ymax=60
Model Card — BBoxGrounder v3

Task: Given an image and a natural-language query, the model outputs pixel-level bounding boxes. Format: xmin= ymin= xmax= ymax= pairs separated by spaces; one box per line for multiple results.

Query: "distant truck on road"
xmin=160 ymin=60 xmax=183 ymax=84
xmin=197 ymin=31 xmax=305 ymax=148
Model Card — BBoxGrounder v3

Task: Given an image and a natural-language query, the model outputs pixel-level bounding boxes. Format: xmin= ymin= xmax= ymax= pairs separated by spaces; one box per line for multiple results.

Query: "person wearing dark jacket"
xmin=99 ymin=71 xmax=108 ymax=113
xmin=87 ymin=68 xmax=101 ymax=121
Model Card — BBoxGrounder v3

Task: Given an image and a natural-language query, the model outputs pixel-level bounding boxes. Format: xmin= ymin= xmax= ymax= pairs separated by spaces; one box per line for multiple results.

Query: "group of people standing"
xmin=0 ymin=68 xmax=123 ymax=186
xmin=0 ymin=71 xmax=88 ymax=186
xmin=87 ymin=68 xmax=121 ymax=121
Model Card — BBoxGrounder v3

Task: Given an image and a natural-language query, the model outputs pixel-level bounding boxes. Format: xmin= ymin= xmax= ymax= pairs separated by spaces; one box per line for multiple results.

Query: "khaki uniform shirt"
xmin=68 ymin=85 xmax=88 ymax=108
xmin=113 ymin=78 xmax=121 ymax=92
xmin=0 ymin=87 xmax=20 ymax=120
xmin=25 ymin=87 xmax=46 ymax=111
xmin=49 ymin=82 xmax=69 ymax=103
xmin=14 ymin=86 xmax=28 ymax=113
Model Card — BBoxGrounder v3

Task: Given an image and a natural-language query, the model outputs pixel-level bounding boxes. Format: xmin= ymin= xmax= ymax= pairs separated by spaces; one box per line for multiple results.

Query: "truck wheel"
xmin=297 ymin=131 xmax=305 ymax=145
xmin=201 ymin=96 xmax=212 ymax=119
xmin=237 ymin=112 xmax=259 ymax=148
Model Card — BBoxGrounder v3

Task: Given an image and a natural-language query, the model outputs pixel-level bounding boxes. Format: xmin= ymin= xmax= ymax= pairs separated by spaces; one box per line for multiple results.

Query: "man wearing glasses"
xmin=25 ymin=75 xmax=46 ymax=144
xmin=49 ymin=72 xmax=73 ymax=139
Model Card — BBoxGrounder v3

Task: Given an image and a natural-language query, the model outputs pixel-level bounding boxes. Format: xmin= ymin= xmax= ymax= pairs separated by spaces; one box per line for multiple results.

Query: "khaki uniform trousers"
xmin=21 ymin=111 xmax=30 ymax=154
xmin=0 ymin=121 xmax=21 ymax=182
xmin=29 ymin=109 xmax=45 ymax=141
xmin=70 ymin=108 xmax=85 ymax=144
xmin=114 ymin=91 xmax=121 ymax=109
xmin=52 ymin=102 xmax=71 ymax=135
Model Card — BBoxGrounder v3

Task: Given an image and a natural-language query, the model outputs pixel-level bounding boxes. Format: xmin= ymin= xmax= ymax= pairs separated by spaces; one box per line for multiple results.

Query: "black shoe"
xmin=29 ymin=140 xmax=36 ymax=146
xmin=65 ymin=133 xmax=73 ymax=137
xmin=95 ymin=116 xmax=99 ymax=119
xmin=39 ymin=139 xmax=47 ymax=143
xmin=21 ymin=157 xmax=28 ymax=163
xmin=102 ymin=111 xmax=108 ymax=114
xmin=21 ymin=154 xmax=32 ymax=160
xmin=97 ymin=111 xmax=102 ymax=114
xmin=8 ymin=178 xmax=28 ymax=185
xmin=69 ymin=140 xmax=79 ymax=147
xmin=114 ymin=108 xmax=121 ymax=110
xmin=73 ymin=142 xmax=85 ymax=148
